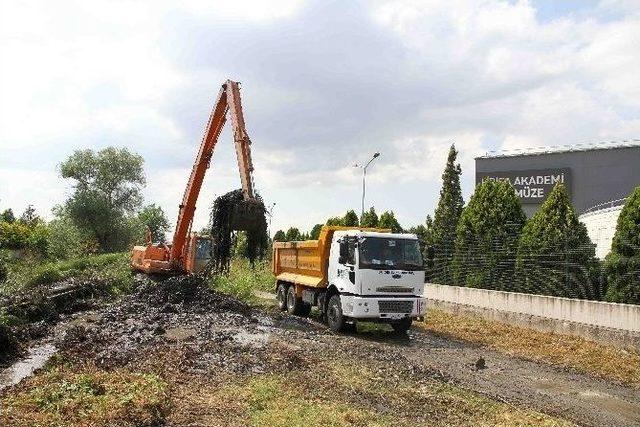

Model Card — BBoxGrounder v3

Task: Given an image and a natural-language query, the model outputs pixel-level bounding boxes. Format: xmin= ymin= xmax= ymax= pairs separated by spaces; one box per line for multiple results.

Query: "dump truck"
xmin=272 ymin=226 xmax=427 ymax=333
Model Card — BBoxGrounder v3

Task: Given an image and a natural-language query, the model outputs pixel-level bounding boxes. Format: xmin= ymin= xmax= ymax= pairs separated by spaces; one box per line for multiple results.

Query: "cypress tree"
xmin=343 ymin=210 xmax=359 ymax=226
xmin=285 ymin=227 xmax=301 ymax=241
xmin=516 ymin=184 xmax=600 ymax=299
xmin=273 ymin=230 xmax=286 ymax=241
xmin=360 ymin=207 xmax=379 ymax=228
xmin=605 ymin=186 xmax=640 ymax=304
xmin=453 ymin=180 xmax=526 ymax=290
xmin=310 ymin=223 xmax=323 ymax=240
xmin=379 ymin=211 xmax=403 ymax=233
xmin=431 ymin=144 xmax=464 ymax=285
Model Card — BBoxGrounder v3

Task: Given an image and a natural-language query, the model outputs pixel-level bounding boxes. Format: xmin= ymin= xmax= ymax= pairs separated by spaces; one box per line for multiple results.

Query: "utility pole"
xmin=354 ymin=152 xmax=380 ymax=219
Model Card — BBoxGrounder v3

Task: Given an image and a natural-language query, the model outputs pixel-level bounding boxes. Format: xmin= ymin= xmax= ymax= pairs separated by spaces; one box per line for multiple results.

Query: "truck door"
xmin=334 ymin=236 xmax=357 ymax=293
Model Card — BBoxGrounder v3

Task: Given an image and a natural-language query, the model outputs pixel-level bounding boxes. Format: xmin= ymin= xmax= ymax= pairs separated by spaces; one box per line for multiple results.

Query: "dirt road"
xmin=2 ymin=277 xmax=639 ymax=426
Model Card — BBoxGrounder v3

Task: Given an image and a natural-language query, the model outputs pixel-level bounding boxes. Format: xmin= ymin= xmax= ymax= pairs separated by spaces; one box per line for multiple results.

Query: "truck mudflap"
xmin=340 ymin=296 xmax=427 ymax=320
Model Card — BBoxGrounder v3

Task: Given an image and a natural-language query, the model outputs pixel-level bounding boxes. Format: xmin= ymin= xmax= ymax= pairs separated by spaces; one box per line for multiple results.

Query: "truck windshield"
xmin=359 ymin=237 xmax=423 ymax=271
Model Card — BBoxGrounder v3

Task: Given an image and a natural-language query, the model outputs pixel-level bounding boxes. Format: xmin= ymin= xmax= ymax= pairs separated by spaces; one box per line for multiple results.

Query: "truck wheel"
xmin=326 ymin=294 xmax=346 ymax=332
xmin=276 ymin=283 xmax=287 ymax=311
xmin=286 ymin=285 xmax=306 ymax=316
xmin=391 ymin=318 xmax=412 ymax=334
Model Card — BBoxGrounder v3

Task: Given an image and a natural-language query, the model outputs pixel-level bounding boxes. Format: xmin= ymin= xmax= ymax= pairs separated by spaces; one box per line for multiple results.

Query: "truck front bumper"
xmin=340 ymin=295 xmax=427 ymax=320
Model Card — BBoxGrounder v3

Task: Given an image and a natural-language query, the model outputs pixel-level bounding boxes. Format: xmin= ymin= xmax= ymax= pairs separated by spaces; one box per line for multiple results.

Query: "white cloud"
xmin=1 ymin=0 xmax=639 ymax=234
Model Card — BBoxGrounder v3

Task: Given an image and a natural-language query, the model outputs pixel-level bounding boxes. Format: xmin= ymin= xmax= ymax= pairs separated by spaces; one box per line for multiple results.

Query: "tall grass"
xmin=210 ymin=258 xmax=274 ymax=302
xmin=1 ymin=252 xmax=134 ymax=296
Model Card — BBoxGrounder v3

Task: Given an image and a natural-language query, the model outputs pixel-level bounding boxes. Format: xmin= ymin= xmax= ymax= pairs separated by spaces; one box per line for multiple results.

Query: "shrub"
xmin=453 ymin=180 xmax=526 ymax=290
xmin=0 ymin=221 xmax=31 ymax=249
xmin=516 ymin=184 xmax=601 ymax=299
xmin=605 ymin=186 xmax=640 ymax=304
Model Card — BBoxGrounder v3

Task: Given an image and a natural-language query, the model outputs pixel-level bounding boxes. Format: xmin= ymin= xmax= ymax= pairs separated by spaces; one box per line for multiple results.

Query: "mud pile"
xmin=209 ymin=189 xmax=268 ymax=272
xmin=55 ymin=274 xmax=269 ymax=371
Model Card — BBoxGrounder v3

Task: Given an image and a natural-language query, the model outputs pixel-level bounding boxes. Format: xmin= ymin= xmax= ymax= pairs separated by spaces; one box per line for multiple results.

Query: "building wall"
xmin=475 ymin=146 xmax=640 ymax=216
xmin=579 ymin=206 xmax=623 ymax=258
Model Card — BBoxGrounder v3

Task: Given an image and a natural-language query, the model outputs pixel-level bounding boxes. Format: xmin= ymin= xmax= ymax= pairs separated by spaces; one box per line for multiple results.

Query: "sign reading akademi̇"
xmin=476 ymin=168 xmax=571 ymax=204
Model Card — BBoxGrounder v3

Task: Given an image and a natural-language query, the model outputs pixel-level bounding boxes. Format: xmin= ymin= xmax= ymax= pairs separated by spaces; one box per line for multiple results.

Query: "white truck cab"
xmin=325 ymin=230 xmax=427 ymax=332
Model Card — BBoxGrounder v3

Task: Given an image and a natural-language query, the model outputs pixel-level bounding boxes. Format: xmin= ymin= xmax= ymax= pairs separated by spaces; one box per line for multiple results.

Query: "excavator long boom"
xmin=170 ymin=80 xmax=256 ymax=265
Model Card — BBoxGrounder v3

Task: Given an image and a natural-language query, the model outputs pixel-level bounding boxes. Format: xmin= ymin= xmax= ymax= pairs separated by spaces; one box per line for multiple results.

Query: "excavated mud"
xmin=209 ymin=189 xmax=268 ymax=272
xmin=54 ymin=275 xmax=282 ymax=373
xmin=0 ymin=278 xmax=110 ymax=365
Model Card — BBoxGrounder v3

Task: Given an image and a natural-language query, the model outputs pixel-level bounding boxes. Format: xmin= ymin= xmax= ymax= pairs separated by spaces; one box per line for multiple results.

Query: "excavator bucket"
xmin=230 ymin=199 xmax=264 ymax=231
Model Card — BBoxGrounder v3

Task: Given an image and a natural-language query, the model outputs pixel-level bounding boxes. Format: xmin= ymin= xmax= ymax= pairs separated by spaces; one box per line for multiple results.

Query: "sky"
xmin=1 ymin=0 xmax=639 ymax=236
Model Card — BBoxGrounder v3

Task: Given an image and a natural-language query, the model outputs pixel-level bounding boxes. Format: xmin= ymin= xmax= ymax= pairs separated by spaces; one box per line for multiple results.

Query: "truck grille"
xmin=377 ymin=286 xmax=413 ymax=293
xmin=378 ymin=300 xmax=414 ymax=314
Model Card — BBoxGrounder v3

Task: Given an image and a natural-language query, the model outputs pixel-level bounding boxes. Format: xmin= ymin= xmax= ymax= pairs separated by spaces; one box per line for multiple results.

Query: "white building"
xmin=579 ymin=199 xmax=625 ymax=259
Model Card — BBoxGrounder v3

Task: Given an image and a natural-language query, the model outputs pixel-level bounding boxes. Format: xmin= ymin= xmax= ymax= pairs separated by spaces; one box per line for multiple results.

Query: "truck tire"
xmin=276 ymin=283 xmax=287 ymax=311
xmin=286 ymin=285 xmax=310 ymax=316
xmin=391 ymin=318 xmax=412 ymax=334
xmin=326 ymin=294 xmax=346 ymax=332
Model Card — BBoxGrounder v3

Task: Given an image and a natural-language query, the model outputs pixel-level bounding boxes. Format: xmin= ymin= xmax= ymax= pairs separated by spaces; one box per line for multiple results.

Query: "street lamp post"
xmin=267 ymin=202 xmax=276 ymax=237
xmin=354 ymin=152 xmax=380 ymax=220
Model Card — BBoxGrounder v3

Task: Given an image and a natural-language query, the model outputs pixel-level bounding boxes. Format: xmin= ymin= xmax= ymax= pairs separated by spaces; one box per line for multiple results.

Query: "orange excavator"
xmin=131 ymin=80 xmax=262 ymax=275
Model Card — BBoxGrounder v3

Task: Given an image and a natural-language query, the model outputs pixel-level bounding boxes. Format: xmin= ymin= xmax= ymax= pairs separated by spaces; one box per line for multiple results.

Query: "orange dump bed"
xmin=271 ymin=226 xmax=388 ymax=288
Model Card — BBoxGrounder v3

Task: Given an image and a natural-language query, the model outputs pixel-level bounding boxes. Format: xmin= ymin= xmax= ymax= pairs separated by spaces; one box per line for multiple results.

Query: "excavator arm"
xmin=170 ymin=80 xmax=256 ymax=266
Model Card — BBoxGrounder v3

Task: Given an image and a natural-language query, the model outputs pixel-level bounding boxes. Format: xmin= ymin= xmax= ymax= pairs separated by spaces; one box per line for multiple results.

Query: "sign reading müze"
xmin=476 ymin=168 xmax=571 ymax=204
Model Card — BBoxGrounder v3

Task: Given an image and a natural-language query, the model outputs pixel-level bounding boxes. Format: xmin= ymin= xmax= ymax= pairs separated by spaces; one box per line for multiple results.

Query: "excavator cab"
xmin=184 ymin=234 xmax=213 ymax=274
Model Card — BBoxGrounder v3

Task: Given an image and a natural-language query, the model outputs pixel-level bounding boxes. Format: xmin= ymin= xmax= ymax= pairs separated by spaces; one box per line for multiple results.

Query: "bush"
xmin=453 ymin=180 xmax=526 ymax=290
xmin=516 ymin=184 xmax=601 ymax=299
xmin=0 ymin=221 xmax=31 ymax=249
xmin=0 ymin=257 xmax=7 ymax=283
xmin=605 ymin=186 xmax=640 ymax=304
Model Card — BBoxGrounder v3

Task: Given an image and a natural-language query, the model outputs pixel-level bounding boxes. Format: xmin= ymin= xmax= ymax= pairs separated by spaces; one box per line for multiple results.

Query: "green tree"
xmin=408 ymin=224 xmax=428 ymax=263
xmin=1 ymin=209 xmax=15 ymax=223
xmin=285 ymin=227 xmax=301 ymax=241
xmin=326 ymin=216 xmax=344 ymax=226
xmin=273 ymin=230 xmax=286 ymax=242
xmin=453 ymin=180 xmax=526 ymax=290
xmin=431 ymin=144 xmax=464 ymax=285
xmin=360 ymin=207 xmax=379 ymax=228
xmin=423 ymin=215 xmax=436 ymax=279
xmin=46 ymin=212 xmax=87 ymax=259
xmin=379 ymin=211 xmax=402 ymax=233
xmin=605 ymin=186 xmax=640 ymax=304
xmin=310 ymin=224 xmax=323 ymax=240
xmin=343 ymin=210 xmax=359 ymax=227
xmin=59 ymin=147 xmax=145 ymax=252
xmin=138 ymin=204 xmax=170 ymax=243
xmin=516 ymin=184 xmax=600 ymax=299
xmin=19 ymin=205 xmax=41 ymax=227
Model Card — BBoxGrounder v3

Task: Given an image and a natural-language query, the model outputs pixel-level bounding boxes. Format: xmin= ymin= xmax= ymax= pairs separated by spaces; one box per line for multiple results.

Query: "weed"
xmin=210 ymin=257 xmax=274 ymax=302
xmin=1 ymin=365 xmax=169 ymax=427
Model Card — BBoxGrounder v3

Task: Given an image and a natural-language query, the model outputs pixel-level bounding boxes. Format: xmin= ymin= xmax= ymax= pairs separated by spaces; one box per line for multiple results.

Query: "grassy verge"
xmin=1 ymin=252 xmax=134 ymax=296
xmin=185 ymin=358 xmax=570 ymax=427
xmin=420 ymin=309 xmax=640 ymax=388
xmin=1 ymin=365 xmax=169 ymax=427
